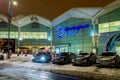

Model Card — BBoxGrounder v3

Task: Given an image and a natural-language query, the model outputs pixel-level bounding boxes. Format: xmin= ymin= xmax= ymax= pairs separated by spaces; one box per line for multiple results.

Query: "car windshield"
xmin=80 ymin=53 xmax=89 ymax=56
xmin=60 ymin=52 xmax=69 ymax=56
xmin=35 ymin=52 xmax=44 ymax=56
xmin=101 ymin=52 xmax=116 ymax=56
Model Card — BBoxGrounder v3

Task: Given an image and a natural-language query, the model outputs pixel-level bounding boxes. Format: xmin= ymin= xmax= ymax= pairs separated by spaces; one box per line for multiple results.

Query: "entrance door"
xmin=55 ymin=43 xmax=71 ymax=54
xmin=59 ymin=45 xmax=69 ymax=52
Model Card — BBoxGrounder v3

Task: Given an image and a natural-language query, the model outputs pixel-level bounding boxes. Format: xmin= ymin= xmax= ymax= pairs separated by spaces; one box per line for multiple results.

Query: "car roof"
xmin=102 ymin=51 xmax=116 ymax=53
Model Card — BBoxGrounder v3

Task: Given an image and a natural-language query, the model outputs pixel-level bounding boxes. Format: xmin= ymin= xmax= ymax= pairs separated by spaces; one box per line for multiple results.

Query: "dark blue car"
xmin=32 ymin=52 xmax=51 ymax=63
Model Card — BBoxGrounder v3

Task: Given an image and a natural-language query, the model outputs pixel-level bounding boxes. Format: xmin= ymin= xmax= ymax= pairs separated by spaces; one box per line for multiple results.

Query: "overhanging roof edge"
xmin=96 ymin=0 xmax=120 ymax=18
xmin=15 ymin=14 xmax=51 ymax=27
xmin=52 ymin=7 xmax=103 ymax=26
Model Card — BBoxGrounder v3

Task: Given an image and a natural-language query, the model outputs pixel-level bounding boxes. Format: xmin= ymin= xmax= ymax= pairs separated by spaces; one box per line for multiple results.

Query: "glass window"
xmin=99 ymin=28 xmax=109 ymax=33
xmin=0 ymin=32 xmax=19 ymax=38
xmin=99 ymin=21 xmax=120 ymax=33
xmin=15 ymin=32 xmax=18 ymax=38
xmin=35 ymin=32 xmax=40 ymax=39
xmin=110 ymin=26 xmax=120 ymax=31
xmin=10 ymin=32 xmax=15 ymax=38
xmin=99 ymin=23 xmax=109 ymax=28
xmin=0 ymin=32 xmax=7 ymax=38
xmin=20 ymin=32 xmax=47 ymax=39
xmin=0 ymin=31 xmax=48 ymax=39
xmin=110 ymin=21 xmax=120 ymax=26
xmin=23 ymin=32 xmax=30 ymax=38
xmin=40 ymin=32 xmax=47 ymax=39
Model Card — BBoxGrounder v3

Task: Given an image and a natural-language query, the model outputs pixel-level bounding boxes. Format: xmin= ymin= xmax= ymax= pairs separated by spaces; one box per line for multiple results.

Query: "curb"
xmin=50 ymin=69 xmax=120 ymax=80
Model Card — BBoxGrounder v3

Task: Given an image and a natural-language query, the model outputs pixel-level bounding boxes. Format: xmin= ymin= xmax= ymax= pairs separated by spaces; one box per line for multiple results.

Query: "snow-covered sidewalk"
xmin=0 ymin=55 xmax=120 ymax=80
xmin=11 ymin=61 xmax=120 ymax=80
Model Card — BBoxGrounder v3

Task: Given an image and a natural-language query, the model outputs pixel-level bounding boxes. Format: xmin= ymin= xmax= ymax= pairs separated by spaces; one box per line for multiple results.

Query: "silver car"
xmin=72 ymin=52 xmax=96 ymax=66
xmin=96 ymin=51 xmax=120 ymax=67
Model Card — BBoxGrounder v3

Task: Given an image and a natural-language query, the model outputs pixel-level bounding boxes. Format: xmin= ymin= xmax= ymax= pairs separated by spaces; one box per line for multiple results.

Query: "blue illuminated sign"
xmin=55 ymin=27 xmax=65 ymax=38
xmin=55 ymin=24 xmax=89 ymax=38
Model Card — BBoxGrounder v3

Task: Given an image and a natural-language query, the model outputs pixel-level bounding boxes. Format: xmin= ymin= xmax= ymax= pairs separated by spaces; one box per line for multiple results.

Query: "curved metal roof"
xmin=0 ymin=0 xmax=120 ymax=27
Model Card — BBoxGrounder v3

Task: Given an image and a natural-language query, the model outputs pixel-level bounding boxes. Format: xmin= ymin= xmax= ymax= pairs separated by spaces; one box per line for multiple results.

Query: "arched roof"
xmin=0 ymin=0 xmax=120 ymax=27
xmin=0 ymin=0 xmax=116 ymax=20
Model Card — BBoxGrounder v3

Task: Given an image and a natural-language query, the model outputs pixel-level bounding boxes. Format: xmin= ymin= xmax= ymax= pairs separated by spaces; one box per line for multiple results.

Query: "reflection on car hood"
xmin=34 ymin=54 xmax=49 ymax=58
xmin=53 ymin=57 xmax=59 ymax=60
xmin=98 ymin=56 xmax=115 ymax=60
xmin=53 ymin=56 xmax=65 ymax=60
xmin=75 ymin=55 xmax=89 ymax=59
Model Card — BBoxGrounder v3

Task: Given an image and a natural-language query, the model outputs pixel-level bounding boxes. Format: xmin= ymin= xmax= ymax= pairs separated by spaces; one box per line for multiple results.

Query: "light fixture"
xmin=12 ymin=0 xmax=18 ymax=5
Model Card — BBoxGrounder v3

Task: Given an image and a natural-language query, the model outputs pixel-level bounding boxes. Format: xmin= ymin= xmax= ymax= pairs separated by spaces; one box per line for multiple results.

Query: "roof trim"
xmin=13 ymin=14 xmax=51 ymax=27
xmin=0 ymin=14 xmax=52 ymax=27
xmin=1 ymin=0 xmax=120 ymax=27
xmin=52 ymin=7 xmax=103 ymax=26
xmin=0 ymin=14 xmax=8 ymax=22
xmin=96 ymin=0 xmax=120 ymax=18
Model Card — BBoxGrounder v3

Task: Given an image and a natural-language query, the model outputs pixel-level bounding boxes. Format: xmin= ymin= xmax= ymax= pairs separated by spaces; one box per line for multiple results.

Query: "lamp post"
xmin=7 ymin=0 xmax=17 ymax=59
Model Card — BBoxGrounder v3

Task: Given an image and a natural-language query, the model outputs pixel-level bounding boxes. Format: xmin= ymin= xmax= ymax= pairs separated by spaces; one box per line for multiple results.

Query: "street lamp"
xmin=7 ymin=0 xmax=17 ymax=59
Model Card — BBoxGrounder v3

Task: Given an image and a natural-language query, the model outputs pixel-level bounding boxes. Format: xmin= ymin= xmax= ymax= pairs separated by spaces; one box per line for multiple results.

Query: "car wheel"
xmin=115 ymin=59 xmax=120 ymax=68
xmin=87 ymin=60 xmax=91 ymax=66
xmin=72 ymin=63 xmax=77 ymax=66
xmin=63 ymin=59 xmax=67 ymax=64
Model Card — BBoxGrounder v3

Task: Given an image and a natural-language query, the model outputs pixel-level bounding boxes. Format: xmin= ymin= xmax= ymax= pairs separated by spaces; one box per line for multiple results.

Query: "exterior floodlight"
xmin=12 ymin=1 xmax=18 ymax=6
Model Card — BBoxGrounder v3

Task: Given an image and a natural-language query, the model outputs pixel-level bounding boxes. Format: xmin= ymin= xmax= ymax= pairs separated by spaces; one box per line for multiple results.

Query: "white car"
xmin=96 ymin=51 xmax=120 ymax=67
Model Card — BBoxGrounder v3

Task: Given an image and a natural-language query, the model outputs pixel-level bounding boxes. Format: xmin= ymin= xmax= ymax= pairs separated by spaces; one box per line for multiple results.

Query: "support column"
xmin=50 ymin=24 xmax=53 ymax=53
xmin=18 ymin=27 xmax=20 ymax=47
xmin=92 ymin=19 xmax=98 ymax=54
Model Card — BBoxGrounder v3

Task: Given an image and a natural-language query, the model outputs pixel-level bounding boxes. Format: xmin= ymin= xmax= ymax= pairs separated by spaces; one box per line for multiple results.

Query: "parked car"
xmin=52 ymin=52 xmax=71 ymax=64
xmin=69 ymin=52 xmax=76 ymax=59
xmin=32 ymin=52 xmax=51 ymax=63
xmin=72 ymin=52 xmax=96 ymax=66
xmin=96 ymin=51 xmax=120 ymax=67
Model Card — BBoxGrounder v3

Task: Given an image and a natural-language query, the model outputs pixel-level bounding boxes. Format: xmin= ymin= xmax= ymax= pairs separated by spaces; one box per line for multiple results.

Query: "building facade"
xmin=0 ymin=1 xmax=120 ymax=54
xmin=98 ymin=7 xmax=120 ymax=54
xmin=52 ymin=18 xmax=97 ymax=54
xmin=0 ymin=22 xmax=50 ymax=50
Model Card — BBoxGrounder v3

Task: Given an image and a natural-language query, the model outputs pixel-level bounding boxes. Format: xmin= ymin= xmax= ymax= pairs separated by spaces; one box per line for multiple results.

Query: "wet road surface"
xmin=0 ymin=67 xmax=86 ymax=80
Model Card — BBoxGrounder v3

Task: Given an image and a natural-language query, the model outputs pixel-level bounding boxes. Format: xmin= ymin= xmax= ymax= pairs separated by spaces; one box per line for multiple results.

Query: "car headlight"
xmin=40 ymin=56 xmax=46 ymax=61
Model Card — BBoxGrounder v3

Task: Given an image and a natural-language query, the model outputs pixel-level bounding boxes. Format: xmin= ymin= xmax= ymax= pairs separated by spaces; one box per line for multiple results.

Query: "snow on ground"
xmin=0 ymin=54 xmax=120 ymax=80
xmin=0 ymin=67 xmax=51 ymax=80
xmin=11 ymin=61 xmax=120 ymax=76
